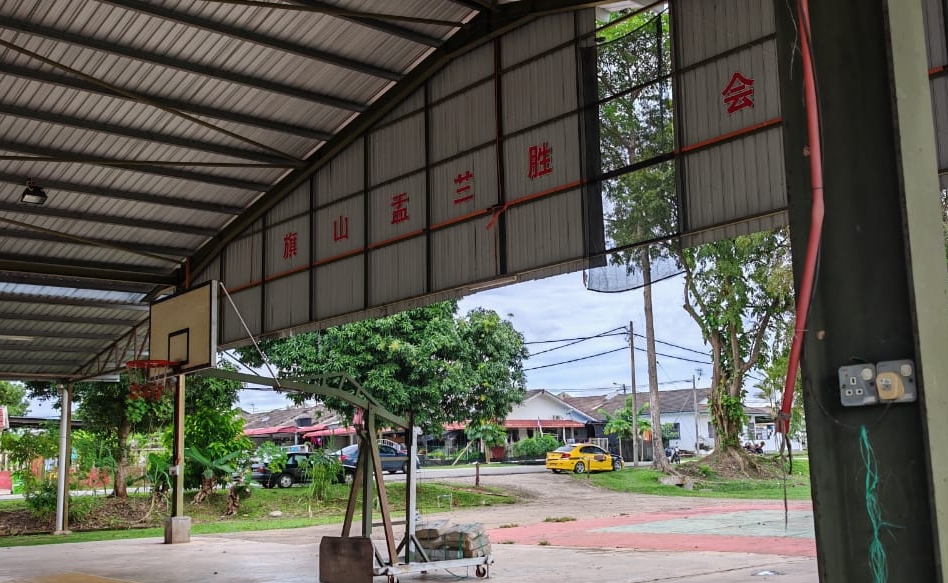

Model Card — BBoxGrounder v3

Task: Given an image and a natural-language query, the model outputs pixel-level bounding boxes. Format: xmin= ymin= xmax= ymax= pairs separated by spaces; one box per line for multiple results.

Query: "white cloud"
xmin=457 ymin=271 xmax=711 ymax=395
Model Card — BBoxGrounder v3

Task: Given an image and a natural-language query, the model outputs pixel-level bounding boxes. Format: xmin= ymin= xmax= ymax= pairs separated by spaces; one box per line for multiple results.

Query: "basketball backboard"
xmin=149 ymin=281 xmax=217 ymax=373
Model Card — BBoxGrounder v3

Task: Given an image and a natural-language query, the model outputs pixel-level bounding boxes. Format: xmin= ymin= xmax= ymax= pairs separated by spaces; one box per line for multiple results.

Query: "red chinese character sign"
xmin=282 ymin=232 xmax=298 ymax=260
xmin=391 ymin=192 xmax=410 ymax=224
xmin=528 ymin=142 xmax=553 ymax=179
xmin=453 ymin=171 xmax=474 ymax=204
xmin=333 ymin=215 xmax=349 ymax=241
xmin=722 ymin=72 xmax=754 ymax=114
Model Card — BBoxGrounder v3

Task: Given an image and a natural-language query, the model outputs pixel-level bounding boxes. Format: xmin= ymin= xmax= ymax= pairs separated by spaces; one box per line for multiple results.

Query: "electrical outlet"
xmin=875 ymin=359 xmax=917 ymax=403
xmin=838 ymin=364 xmax=878 ymax=406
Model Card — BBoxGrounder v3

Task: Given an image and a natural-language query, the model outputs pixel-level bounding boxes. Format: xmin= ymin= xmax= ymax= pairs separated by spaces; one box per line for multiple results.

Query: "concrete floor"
xmin=0 ymin=535 xmax=817 ymax=583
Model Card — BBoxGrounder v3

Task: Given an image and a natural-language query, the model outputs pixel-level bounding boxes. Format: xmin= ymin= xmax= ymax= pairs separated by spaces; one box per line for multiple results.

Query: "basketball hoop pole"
xmin=165 ymin=371 xmax=190 ymax=544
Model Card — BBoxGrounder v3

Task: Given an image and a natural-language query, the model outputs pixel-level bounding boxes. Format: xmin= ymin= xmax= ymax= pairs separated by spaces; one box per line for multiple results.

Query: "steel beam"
xmin=0 ymin=201 xmax=218 ymax=237
xmin=0 ymin=62 xmax=337 ymax=140
xmin=75 ymin=320 xmax=150 ymax=381
xmin=0 ymin=272 xmax=160 ymax=295
xmin=0 ymin=344 xmax=99 ymax=354
xmin=0 ymin=358 xmax=89 ymax=367
xmin=0 ymin=291 xmax=149 ymax=311
xmin=0 ymin=311 xmax=142 ymax=327
xmin=0 ymin=227 xmax=194 ymax=258
xmin=101 ymin=0 xmax=402 ymax=81
xmin=0 ymin=328 xmax=118 ymax=341
xmin=0 ymin=172 xmax=242 ymax=215
xmin=0 ymin=257 xmax=177 ymax=287
xmin=0 ymin=18 xmax=367 ymax=113
xmin=0 ymin=139 xmax=272 ymax=191
xmin=0 ymin=103 xmax=293 ymax=165
xmin=288 ymin=0 xmax=444 ymax=47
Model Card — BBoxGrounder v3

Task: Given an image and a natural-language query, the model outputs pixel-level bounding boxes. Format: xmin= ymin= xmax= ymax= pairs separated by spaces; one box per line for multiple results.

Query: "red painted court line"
xmin=487 ymin=502 xmax=815 ymax=557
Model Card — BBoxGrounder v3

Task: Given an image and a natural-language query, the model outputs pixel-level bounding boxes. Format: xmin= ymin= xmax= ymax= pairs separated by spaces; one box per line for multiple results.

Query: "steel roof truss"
xmin=0 ymin=103 xmax=296 ymax=165
xmin=0 ymin=140 xmax=274 ymax=191
xmin=0 ymin=292 xmax=149 ymax=311
xmin=0 ymin=201 xmax=219 ymax=237
xmin=101 ymin=0 xmax=402 ymax=81
xmin=75 ymin=319 xmax=149 ymax=381
xmin=0 ymin=16 xmax=368 ymax=113
xmin=286 ymin=0 xmax=445 ymax=47
xmin=0 ymin=311 xmax=142 ymax=327
xmin=0 ymin=327 xmax=119 ymax=341
xmin=0 ymin=257 xmax=177 ymax=287
xmin=0 ymin=227 xmax=193 ymax=259
xmin=0 ymin=62 xmax=338 ymax=141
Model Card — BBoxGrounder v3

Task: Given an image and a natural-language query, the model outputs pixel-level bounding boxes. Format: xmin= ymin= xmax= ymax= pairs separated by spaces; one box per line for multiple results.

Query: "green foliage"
xmin=601 ymin=399 xmax=648 ymax=440
xmin=254 ymin=442 xmax=287 ymax=474
xmin=511 ymin=434 xmax=561 ymax=458
xmin=301 ymin=453 xmax=343 ymax=502
xmin=756 ymin=320 xmax=806 ymax=444
xmin=464 ymin=422 xmax=507 ymax=448
xmin=0 ymin=380 xmax=30 ymax=416
xmin=71 ymin=430 xmax=116 ymax=479
xmin=235 ymin=300 xmax=528 ymax=432
xmin=1 ymin=428 xmax=58 ymax=468
xmin=164 ymin=369 xmax=251 ymax=491
xmin=23 ymin=479 xmax=58 ymax=519
xmin=143 ymin=451 xmax=172 ymax=494
xmin=682 ymin=231 xmax=794 ymax=449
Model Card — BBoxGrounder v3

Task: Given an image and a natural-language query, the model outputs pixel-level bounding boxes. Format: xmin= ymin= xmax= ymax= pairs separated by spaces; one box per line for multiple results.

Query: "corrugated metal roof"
xmin=0 ymin=0 xmax=603 ymax=380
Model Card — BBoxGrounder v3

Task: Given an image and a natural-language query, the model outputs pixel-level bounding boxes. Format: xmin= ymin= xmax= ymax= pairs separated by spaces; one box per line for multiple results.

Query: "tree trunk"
xmin=113 ymin=420 xmax=130 ymax=498
xmin=643 ymin=251 xmax=671 ymax=472
xmin=709 ymin=377 xmax=745 ymax=451
xmin=192 ymin=476 xmax=214 ymax=505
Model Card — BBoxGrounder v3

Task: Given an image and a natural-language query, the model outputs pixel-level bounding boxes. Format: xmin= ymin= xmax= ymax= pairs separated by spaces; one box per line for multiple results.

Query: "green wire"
xmin=859 ymin=425 xmax=887 ymax=583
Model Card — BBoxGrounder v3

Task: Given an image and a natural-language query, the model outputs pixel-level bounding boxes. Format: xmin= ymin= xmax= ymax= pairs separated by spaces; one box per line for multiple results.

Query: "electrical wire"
xmin=632 ymin=332 xmax=708 ymax=357
xmin=524 ymin=346 xmax=628 ymax=371
xmin=528 ymin=327 xmax=627 ymax=356
xmin=778 ymin=0 xmax=824 ymax=435
xmin=524 ymin=329 xmax=626 ymax=345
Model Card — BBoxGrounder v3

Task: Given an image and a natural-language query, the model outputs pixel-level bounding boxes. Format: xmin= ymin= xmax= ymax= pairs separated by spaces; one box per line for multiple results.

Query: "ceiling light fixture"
xmin=21 ymin=178 xmax=47 ymax=205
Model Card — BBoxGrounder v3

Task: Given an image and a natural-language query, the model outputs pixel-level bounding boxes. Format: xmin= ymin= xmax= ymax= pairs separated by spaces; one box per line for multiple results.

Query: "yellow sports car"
xmin=545 ymin=443 xmax=623 ymax=474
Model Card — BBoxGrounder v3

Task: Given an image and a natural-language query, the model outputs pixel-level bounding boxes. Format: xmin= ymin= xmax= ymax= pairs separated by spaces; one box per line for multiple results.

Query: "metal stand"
xmin=196 ymin=369 xmax=493 ymax=582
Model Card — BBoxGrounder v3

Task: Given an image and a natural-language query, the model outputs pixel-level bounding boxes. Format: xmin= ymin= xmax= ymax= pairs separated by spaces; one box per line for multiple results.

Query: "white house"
xmin=496 ymin=389 xmax=597 ymax=443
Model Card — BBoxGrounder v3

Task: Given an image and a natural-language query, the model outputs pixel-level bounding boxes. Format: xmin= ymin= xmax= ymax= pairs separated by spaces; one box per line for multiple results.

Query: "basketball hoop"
xmin=126 ymin=360 xmax=177 ymax=401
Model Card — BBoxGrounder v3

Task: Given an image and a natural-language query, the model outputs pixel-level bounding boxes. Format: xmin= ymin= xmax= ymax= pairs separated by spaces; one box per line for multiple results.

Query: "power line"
xmin=632 ymin=332 xmax=708 ymax=356
xmin=524 ymin=330 xmax=626 ymax=345
xmin=528 ymin=327 xmax=626 ymax=356
xmin=524 ymin=346 xmax=628 ymax=371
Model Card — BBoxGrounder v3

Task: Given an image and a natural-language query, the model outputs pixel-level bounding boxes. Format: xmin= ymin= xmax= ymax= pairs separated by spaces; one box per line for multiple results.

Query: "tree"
xmin=27 ymin=378 xmax=171 ymax=498
xmin=0 ymin=380 xmax=30 ymax=416
xmin=464 ymin=421 xmax=507 ymax=463
xmin=172 ymin=369 xmax=251 ymax=493
xmin=236 ymin=300 xmax=528 ymax=433
xmin=595 ymin=10 xmax=795 ymax=465
xmin=601 ymin=399 xmax=648 ymax=461
xmin=756 ymin=322 xmax=806 ymax=449
xmin=598 ymin=10 xmax=676 ymax=471
xmin=681 ymin=230 xmax=795 ymax=455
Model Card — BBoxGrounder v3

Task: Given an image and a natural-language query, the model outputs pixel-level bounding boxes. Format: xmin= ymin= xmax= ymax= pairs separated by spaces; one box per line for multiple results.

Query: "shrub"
xmin=512 ymin=435 xmax=561 ymax=458
xmin=24 ymin=479 xmax=59 ymax=519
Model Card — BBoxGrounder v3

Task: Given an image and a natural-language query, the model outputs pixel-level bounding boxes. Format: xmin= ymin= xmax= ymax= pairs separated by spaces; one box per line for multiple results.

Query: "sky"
xmin=233 ymin=270 xmax=721 ymax=415
xmin=26 ymin=270 xmax=739 ymax=418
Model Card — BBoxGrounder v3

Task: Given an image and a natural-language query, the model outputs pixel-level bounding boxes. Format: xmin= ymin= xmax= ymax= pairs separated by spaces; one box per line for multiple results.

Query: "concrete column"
xmin=777 ymin=0 xmax=948 ymax=580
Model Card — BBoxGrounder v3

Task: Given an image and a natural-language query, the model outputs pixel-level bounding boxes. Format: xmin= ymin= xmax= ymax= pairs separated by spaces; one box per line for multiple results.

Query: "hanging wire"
xmin=860 ymin=426 xmax=890 ymax=583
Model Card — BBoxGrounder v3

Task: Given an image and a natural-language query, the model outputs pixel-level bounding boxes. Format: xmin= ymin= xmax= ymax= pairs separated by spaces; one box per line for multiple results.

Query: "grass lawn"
xmin=0 ymin=481 xmax=516 ymax=548
xmin=586 ymin=457 xmax=812 ymax=500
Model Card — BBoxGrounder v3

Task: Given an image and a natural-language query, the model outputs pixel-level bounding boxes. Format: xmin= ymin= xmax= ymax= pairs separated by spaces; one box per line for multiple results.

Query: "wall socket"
xmin=838 ymin=360 xmax=917 ymax=407
xmin=838 ymin=364 xmax=877 ymax=406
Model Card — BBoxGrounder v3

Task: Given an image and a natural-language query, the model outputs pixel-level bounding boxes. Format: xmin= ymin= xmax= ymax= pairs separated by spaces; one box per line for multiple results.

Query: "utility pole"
xmin=629 ymin=320 xmax=637 ymax=467
xmin=692 ymin=372 xmax=699 ymax=454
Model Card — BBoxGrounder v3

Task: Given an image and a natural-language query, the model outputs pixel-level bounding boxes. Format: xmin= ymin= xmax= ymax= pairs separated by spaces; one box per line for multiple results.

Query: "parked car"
xmin=250 ymin=451 xmax=345 ymax=488
xmin=335 ymin=443 xmax=419 ymax=475
xmin=545 ymin=443 xmax=623 ymax=474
